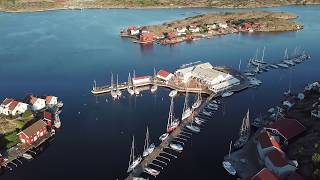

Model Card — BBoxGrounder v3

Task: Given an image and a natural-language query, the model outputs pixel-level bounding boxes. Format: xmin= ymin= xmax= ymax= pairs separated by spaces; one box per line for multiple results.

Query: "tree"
xmin=312 ymin=153 xmax=320 ymax=165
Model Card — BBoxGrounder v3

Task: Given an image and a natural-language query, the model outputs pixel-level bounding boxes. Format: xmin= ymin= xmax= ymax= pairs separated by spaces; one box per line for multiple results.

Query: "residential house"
xmin=139 ymin=31 xmax=154 ymax=43
xmin=251 ymin=168 xmax=280 ymax=180
xmin=265 ymin=118 xmax=306 ymax=145
xmin=218 ymin=22 xmax=228 ymax=29
xmin=0 ymin=98 xmax=28 ymax=116
xmin=166 ymin=32 xmax=176 ymax=40
xmin=157 ymin=70 xmax=174 ymax=82
xmin=45 ymin=96 xmax=58 ymax=108
xmin=128 ymin=26 xmax=140 ymax=36
xmin=265 ymin=149 xmax=297 ymax=177
xmin=176 ymin=27 xmax=187 ymax=36
xmin=256 ymin=130 xmax=281 ymax=161
xmin=207 ymin=24 xmax=218 ymax=30
xmin=189 ymin=26 xmax=200 ymax=33
xmin=28 ymin=96 xmax=46 ymax=111
xmin=17 ymin=120 xmax=48 ymax=145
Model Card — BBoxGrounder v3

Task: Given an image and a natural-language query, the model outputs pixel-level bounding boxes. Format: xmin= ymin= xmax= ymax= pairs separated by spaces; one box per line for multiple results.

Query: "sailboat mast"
xmin=228 ymin=140 xmax=232 ymax=158
xmin=128 ymin=72 xmax=132 ymax=88
xmin=144 ymin=127 xmax=149 ymax=151
xmin=262 ymin=46 xmax=265 ymax=62
xmin=116 ymin=74 xmax=119 ymax=90
xmin=183 ymin=85 xmax=189 ymax=112
xmin=111 ymin=73 xmax=114 ymax=89
xmin=167 ymin=97 xmax=174 ymax=130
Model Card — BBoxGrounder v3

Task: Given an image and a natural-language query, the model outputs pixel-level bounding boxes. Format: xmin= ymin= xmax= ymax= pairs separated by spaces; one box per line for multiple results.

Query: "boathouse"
xmin=251 ymin=168 xmax=280 ymax=180
xmin=132 ymin=76 xmax=152 ymax=86
xmin=265 ymin=118 xmax=306 ymax=145
xmin=256 ymin=130 xmax=281 ymax=161
xmin=17 ymin=120 xmax=48 ymax=145
xmin=156 ymin=70 xmax=174 ymax=82
xmin=42 ymin=111 xmax=53 ymax=126
xmin=45 ymin=96 xmax=58 ymax=108
xmin=27 ymin=96 xmax=46 ymax=111
xmin=264 ymin=149 xmax=297 ymax=177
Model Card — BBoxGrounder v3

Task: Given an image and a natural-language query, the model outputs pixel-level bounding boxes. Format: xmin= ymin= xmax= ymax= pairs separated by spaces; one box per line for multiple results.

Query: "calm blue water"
xmin=0 ymin=5 xmax=319 ymax=180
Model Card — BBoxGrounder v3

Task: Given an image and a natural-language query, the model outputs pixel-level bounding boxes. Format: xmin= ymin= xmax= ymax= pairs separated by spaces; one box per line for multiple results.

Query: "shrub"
xmin=312 ymin=153 xmax=320 ymax=165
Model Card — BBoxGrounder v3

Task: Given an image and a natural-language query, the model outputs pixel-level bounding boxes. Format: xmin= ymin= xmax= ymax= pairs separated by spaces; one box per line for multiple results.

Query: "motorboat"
xmin=111 ymin=90 xmax=118 ymax=99
xmin=222 ymin=161 xmax=236 ymax=176
xmin=159 ymin=133 xmax=169 ymax=141
xmin=205 ymin=106 xmax=218 ymax=111
xmin=144 ymin=167 xmax=160 ymax=176
xmin=150 ymin=85 xmax=158 ymax=93
xmin=170 ymin=143 xmax=183 ymax=151
xmin=169 ymin=90 xmax=178 ymax=97
xmin=195 ymin=118 xmax=205 ymax=125
xmin=222 ymin=91 xmax=234 ymax=97
xmin=186 ymin=124 xmax=200 ymax=133
xmin=127 ymin=136 xmax=142 ymax=173
xmin=54 ymin=114 xmax=61 ymax=128
xmin=128 ymin=88 xmax=135 ymax=95
xmin=208 ymin=103 xmax=219 ymax=108
xmin=134 ymin=89 xmax=140 ymax=95
xmin=22 ymin=153 xmax=33 ymax=160
xmin=202 ymin=110 xmax=212 ymax=117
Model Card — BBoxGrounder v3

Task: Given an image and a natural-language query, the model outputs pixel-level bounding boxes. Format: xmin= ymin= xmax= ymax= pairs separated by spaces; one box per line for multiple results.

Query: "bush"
xmin=312 ymin=153 xmax=320 ymax=165
xmin=22 ymin=109 xmax=32 ymax=118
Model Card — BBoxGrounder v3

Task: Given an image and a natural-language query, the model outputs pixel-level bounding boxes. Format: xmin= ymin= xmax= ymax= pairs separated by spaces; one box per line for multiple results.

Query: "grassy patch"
xmin=0 ymin=130 xmax=19 ymax=150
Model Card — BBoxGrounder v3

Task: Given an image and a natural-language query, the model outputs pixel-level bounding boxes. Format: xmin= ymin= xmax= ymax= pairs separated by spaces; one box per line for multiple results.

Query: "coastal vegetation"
xmin=1 ymin=0 xmax=320 ymax=12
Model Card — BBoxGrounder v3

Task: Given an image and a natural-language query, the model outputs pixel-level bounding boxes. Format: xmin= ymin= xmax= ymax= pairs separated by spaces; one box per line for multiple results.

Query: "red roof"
xmin=133 ymin=76 xmax=151 ymax=81
xmin=128 ymin=26 xmax=137 ymax=30
xmin=267 ymin=149 xmax=288 ymax=167
xmin=157 ymin=70 xmax=171 ymax=78
xmin=29 ymin=96 xmax=38 ymax=105
xmin=43 ymin=111 xmax=53 ymax=121
xmin=8 ymin=101 xmax=19 ymax=111
xmin=257 ymin=131 xmax=281 ymax=149
xmin=2 ymin=98 xmax=13 ymax=106
xmin=266 ymin=118 xmax=306 ymax=140
xmin=45 ymin=96 xmax=54 ymax=104
xmin=287 ymin=172 xmax=305 ymax=180
xmin=251 ymin=168 xmax=280 ymax=180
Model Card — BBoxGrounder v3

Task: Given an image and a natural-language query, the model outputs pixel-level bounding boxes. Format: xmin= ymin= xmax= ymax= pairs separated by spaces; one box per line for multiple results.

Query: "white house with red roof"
xmin=45 ymin=96 xmax=58 ymax=108
xmin=156 ymin=70 xmax=174 ymax=82
xmin=132 ymin=76 xmax=152 ymax=86
xmin=256 ymin=130 xmax=281 ymax=161
xmin=251 ymin=168 xmax=280 ymax=180
xmin=264 ymin=149 xmax=297 ymax=177
xmin=265 ymin=118 xmax=306 ymax=144
xmin=28 ymin=96 xmax=46 ymax=111
xmin=0 ymin=98 xmax=28 ymax=116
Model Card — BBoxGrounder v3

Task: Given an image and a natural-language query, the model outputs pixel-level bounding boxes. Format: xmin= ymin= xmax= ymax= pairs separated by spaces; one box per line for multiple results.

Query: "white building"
xmin=45 ymin=96 xmax=58 ymax=108
xmin=218 ymin=22 xmax=228 ymax=29
xmin=265 ymin=149 xmax=297 ymax=177
xmin=0 ymin=98 xmax=28 ymax=116
xmin=176 ymin=27 xmax=187 ymax=36
xmin=207 ymin=24 xmax=218 ymax=30
xmin=189 ymin=26 xmax=200 ymax=33
xmin=175 ymin=62 xmax=240 ymax=93
xmin=130 ymin=29 xmax=140 ymax=36
xmin=28 ymin=96 xmax=46 ymax=111
xmin=132 ymin=76 xmax=152 ymax=86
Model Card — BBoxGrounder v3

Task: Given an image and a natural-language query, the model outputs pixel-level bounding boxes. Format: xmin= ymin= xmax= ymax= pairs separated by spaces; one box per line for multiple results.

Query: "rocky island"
xmin=120 ymin=11 xmax=303 ymax=45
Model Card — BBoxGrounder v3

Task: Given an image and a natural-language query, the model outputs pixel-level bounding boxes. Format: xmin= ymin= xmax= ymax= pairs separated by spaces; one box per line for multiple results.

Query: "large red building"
xmin=17 ymin=120 xmax=48 ymax=145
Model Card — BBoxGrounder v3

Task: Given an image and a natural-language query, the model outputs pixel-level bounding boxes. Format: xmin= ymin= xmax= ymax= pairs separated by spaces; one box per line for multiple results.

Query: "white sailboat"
xmin=127 ymin=136 xmax=142 ymax=173
xmin=169 ymin=89 xmax=178 ymax=97
xmin=110 ymin=73 xmax=118 ymax=99
xmin=222 ymin=141 xmax=236 ymax=176
xmin=116 ymin=74 xmax=122 ymax=97
xmin=192 ymin=90 xmax=202 ymax=109
xmin=234 ymin=110 xmax=250 ymax=149
xmin=144 ymin=167 xmax=160 ymax=176
xmin=127 ymin=72 xmax=135 ymax=95
xmin=182 ymin=88 xmax=192 ymax=120
xmin=167 ymin=97 xmax=180 ymax=133
xmin=151 ymin=67 xmax=158 ymax=93
xmin=143 ymin=126 xmax=155 ymax=157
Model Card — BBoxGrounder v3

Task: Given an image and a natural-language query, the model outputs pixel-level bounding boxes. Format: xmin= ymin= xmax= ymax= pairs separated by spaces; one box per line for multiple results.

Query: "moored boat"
xmin=170 ymin=143 xmax=183 ymax=151
xmin=127 ymin=136 xmax=142 ymax=173
xmin=222 ymin=161 xmax=236 ymax=176
xmin=277 ymin=63 xmax=289 ymax=68
xmin=144 ymin=167 xmax=160 ymax=176
xmin=222 ymin=91 xmax=234 ymax=97
xmin=150 ymin=85 xmax=158 ymax=93
xmin=186 ymin=124 xmax=200 ymax=133
xmin=169 ymin=90 xmax=178 ymax=97
xmin=159 ymin=133 xmax=169 ymax=141
xmin=22 ymin=153 xmax=33 ymax=160
xmin=143 ymin=127 xmax=155 ymax=157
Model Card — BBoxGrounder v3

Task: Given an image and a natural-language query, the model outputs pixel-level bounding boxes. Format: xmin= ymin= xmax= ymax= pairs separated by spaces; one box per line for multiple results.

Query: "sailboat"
xmin=192 ymin=90 xmax=202 ymax=109
xmin=127 ymin=72 xmax=135 ymax=95
xmin=133 ymin=70 xmax=140 ymax=95
xmin=151 ymin=68 xmax=158 ymax=93
xmin=110 ymin=73 xmax=118 ymax=99
xmin=116 ymin=74 xmax=122 ymax=97
xmin=182 ymin=88 xmax=192 ymax=120
xmin=222 ymin=141 xmax=236 ymax=176
xmin=167 ymin=97 xmax=180 ymax=133
xmin=283 ymin=48 xmax=295 ymax=66
xmin=142 ymin=126 xmax=155 ymax=157
xmin=234 ymin=110 xmax=250 ymax=149
xmin=127 ymin=136 xmax=142 ymax=173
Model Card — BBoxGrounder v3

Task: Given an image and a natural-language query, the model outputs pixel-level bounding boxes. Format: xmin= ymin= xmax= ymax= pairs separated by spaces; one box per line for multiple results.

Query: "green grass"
xmin=0 ymin=130 xmax=19 ymax=150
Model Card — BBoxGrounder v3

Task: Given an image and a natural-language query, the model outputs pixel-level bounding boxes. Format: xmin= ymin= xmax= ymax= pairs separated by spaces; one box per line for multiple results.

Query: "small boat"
xmin=208 ymin=103 xmax=219 ymax=108
xmin=169 ymin=90 xmax=178 ymax=97
xmin=223 ymin=161 xmax=236 ymax=176
xmin=195 ymin=118 xmax=205 ymax=125
xmin=128 ymin=88 xmax=135 ymax=95
xmin=143 ymin=127 xmax=155 ymax=157
xmin=222 ymin=91 xmax=234 ymax=97
xmin=223 ymin=141 xmax=236 ymax=176
xmin=159 ymin=133 xmax=169 ymax=141
xmin=150 ymin=85 xmax=158 ymax=93
xmin=57 ymin=101 xmax=64 ymax=108
xmin=111 ymin=90 xmax=118 ymax=99
xmin=170 ymin=143 xmax=183 ymax=151
xmin=277 ymin=63 xmax=289 ymax=68
xmin=144 ymin=167 xmax=160 ymax=176
xmin=133 ymin=177 xmax=148 ymax=180
xmin=284 ymin=89 xmax=291 ymax=96
xmin=186 ymin=124 xmax=200 ymax=133
xmin=134 ymin=89 xmax=140 ymax=95
xmin=205 ymin=106 xmax=218 ymax=111
xmin=268 ymin=107 xmax=275 ymax=113
xmin=244 ymin=72 xmax=254 ymax=76
xmin=202 ymin=110 xmax=212 ymax=117
xmin=127 ymin=136 xmax=142 ymax=173
xmin=22 ymin=153 xmax=33 ymax=160
xmin=54 ymin=114 xmax=61 ymax=128
xmin=269 ymin=64 xmax=279 ymax=69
